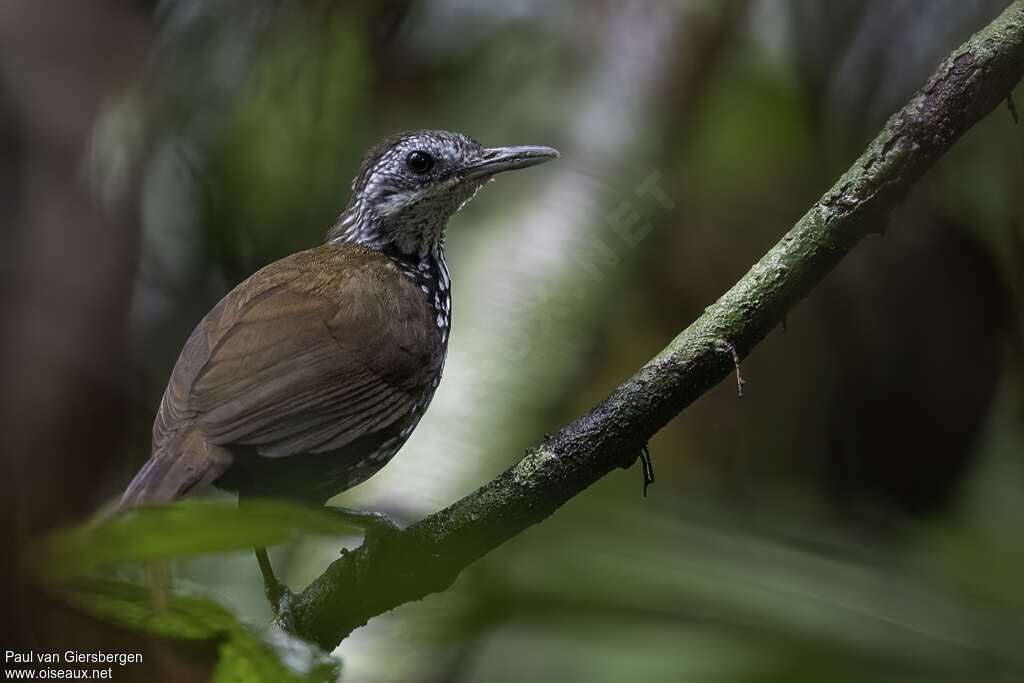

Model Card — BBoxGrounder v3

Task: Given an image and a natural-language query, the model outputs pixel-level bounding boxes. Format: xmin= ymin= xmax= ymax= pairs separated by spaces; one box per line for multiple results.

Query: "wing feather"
xmin=153 ymin=245 xmax=439 ymax=460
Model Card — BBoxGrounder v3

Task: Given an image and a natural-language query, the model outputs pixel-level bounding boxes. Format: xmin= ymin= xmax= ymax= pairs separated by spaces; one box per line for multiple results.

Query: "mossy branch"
xmin=291 ymin=2 xmax=1024 ymax=649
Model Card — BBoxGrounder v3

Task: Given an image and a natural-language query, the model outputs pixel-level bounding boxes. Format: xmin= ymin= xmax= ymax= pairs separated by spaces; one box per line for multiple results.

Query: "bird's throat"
xmin=328 ymin=200 xmax=447 ymax=261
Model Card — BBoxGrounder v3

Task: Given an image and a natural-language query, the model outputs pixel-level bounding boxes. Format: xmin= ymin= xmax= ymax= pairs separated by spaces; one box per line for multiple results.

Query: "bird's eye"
xmin=405 ymin=151 xmax=434 ymax=174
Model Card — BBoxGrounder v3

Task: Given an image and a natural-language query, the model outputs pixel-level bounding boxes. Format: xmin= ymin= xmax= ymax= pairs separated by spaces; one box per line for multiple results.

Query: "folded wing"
xmin=153 ymin=245 xmax=438 ymax=460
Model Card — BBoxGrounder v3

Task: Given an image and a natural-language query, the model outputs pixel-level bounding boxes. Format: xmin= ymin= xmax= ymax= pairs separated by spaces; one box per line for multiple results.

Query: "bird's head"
xmin=329 ymin=130 xmax=558 ymax=259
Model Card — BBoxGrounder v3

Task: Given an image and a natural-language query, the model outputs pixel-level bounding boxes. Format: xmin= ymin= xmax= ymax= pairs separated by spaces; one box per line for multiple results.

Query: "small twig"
xmin=256 ymin=547 xmax=296 ymax=629
xmin=255 ymin=547 xmax=284 ymax=606
xmin=639 ymin=443 xmax=654 ymax=497
xmin=1009 ymin=92 xmax=1019 ymax=124
xmin=728 ymin=342 xmax=746 ymax=398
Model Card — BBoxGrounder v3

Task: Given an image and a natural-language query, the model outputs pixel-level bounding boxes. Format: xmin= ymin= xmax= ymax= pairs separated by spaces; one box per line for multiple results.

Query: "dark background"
xmin=2 ymin=1 xmax=1022 ymax=680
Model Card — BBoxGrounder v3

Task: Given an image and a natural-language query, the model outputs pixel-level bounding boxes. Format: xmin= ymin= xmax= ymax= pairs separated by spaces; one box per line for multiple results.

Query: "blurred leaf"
xmin=29 ymin=501 xmax=350 ymax=680
xmin=52 ymin=577 xmax=239 ymax=640
xmin=49 ymin=578 xmax=338 ymax=682
xmin=212 ymin=626 xmax=339 ymax=683
xmin=30 ymin=499 xmax=359 ymax=581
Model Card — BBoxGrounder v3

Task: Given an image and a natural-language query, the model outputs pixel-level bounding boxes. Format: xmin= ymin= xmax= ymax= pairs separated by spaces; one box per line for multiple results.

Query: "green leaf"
xmin=29 ymin=499 xmax=359 ymax=581
xmin=50 ymin=577 xmax=238 ymax=640
xmin=27 ymin=502 xmax=349 ymax=680
xmin=49 ymin=578 xmax=339 ymax=682
xmin=213 ymin=628 xmax=340 ymax=683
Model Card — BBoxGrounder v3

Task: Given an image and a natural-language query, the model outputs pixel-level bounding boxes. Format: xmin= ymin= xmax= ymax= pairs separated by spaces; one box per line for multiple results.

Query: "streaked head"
xmin=329 ymin=129 xmax=558 ymax=259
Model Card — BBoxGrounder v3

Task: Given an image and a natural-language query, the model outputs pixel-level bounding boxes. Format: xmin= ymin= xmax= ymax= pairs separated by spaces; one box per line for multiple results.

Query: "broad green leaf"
xmin=30 ymin=499 xmax=359 ymax=581
xmin=28 ymin=501 xmax=350 ymax=679
xmin=50 ymin=577 xmax=238 ymax=640
xmin=48 ymin=578 xmax=339 ymax=682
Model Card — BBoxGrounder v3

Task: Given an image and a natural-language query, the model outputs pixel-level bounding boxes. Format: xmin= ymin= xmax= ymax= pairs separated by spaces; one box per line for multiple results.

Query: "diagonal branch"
xmin=292 ymin=2 xmax=1024 ymax=649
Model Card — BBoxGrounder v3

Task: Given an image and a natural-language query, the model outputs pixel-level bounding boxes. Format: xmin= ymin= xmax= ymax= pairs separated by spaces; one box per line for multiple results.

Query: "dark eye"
xmin=405 ymin=150 xmax=434 ymax=174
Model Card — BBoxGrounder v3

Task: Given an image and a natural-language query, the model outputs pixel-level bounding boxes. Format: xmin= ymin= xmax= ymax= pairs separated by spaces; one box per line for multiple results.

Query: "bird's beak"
xmin=463 ymin=145 xmax=560 ymax=180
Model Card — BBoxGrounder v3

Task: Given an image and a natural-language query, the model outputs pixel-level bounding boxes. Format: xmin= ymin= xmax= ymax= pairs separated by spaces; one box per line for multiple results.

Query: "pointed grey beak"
xmin=464 ymin=145 xmax=560 ymax=180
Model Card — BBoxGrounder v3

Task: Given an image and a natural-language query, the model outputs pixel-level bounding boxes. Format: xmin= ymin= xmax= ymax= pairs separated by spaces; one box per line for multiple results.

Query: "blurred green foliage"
xmin=49 ymin=0 xmax=1024 ymax=680
xmin=52 ymin=578 xmax=338 ymax=682
xmin=202 ymin=14 xmax=367 ymax=274
xmin=31 ymin=500 xmax=358 ymax=583
xmin=30 ymin=501 xmax=355 ymax=681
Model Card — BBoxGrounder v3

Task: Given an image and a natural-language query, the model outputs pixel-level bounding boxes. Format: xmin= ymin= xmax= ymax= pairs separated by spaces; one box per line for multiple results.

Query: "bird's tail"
xmin=119 ymin=430 xmax=232 ymax=508
xmin=113 ymin=431 xmax=231 ymax=613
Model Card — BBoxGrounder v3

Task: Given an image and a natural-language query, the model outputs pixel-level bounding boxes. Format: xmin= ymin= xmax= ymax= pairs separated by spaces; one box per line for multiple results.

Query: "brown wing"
xmin=153 ymin=244 xmax=440 ymax=459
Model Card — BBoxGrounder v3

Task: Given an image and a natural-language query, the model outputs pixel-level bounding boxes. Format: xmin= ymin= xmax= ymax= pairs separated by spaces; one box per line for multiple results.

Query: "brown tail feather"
xmin=120 ymin=430 xmax=232 ymax=507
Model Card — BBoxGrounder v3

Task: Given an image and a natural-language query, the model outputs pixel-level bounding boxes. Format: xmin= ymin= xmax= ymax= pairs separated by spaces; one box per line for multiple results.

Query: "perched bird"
xmin=119 ymin=130 xmax=557 ymax=605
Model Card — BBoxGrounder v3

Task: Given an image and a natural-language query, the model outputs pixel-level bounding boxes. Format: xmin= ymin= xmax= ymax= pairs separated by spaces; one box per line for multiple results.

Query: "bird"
xmin=119 ymin=129 xmax=558 ymax=609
